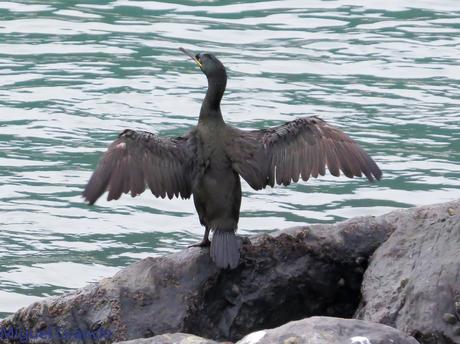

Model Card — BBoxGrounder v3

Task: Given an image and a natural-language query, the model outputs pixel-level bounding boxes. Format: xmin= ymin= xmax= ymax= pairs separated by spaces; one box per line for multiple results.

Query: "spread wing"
xmin=83 ymin=129 xmax=195 ymax=204
xmin=227 ymin=116 xmax=382 ymax=190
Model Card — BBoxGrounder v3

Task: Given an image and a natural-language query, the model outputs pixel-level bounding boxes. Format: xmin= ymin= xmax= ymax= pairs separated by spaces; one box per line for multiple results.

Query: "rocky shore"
xmin=1 ymin=200 xmax=459 ymax=344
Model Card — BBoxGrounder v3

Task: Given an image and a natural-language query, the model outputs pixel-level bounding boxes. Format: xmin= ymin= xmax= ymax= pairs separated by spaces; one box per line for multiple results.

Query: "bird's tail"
xmin=210 ymin=229 xmax=240 ymax=269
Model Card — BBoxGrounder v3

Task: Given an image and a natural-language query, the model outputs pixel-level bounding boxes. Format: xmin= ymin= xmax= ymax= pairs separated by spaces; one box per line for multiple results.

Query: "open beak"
xmin=179 ymin=47 xmax=203 ymax=68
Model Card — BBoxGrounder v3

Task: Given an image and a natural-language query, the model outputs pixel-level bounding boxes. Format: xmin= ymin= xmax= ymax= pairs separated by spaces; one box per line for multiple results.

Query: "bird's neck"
xmin=199 ymin=75 xmax=226 ymax=123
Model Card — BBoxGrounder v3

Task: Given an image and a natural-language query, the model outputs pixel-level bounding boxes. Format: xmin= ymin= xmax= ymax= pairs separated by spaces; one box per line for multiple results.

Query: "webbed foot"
xmin=188 ymin=238 xmax=211 ymax=248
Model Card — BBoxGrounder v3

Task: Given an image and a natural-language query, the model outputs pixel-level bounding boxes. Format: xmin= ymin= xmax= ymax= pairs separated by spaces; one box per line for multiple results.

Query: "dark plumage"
xmin=83 ymin=48 xmax=382 ymax=269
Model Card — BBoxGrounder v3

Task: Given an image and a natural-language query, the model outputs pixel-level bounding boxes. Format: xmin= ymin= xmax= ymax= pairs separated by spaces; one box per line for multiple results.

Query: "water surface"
xmin=1 ymin=0 xmax=459 ymax=318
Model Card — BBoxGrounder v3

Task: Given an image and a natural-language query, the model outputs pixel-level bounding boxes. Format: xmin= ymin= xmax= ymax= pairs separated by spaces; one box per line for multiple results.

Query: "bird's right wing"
xmin=83 ymin=129 xmax=195 ymax=204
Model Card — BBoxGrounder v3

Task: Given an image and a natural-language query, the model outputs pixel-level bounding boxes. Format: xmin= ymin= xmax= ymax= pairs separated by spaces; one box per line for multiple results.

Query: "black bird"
xmin=83 ymin=48 xmax=382 ymax=269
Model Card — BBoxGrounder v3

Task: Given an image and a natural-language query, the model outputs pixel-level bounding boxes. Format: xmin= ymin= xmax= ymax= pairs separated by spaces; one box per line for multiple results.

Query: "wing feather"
xmin=300 ymin=144 xmax=312 ymax=182
xmin=325 ymin=139 xmax=340 ymax=177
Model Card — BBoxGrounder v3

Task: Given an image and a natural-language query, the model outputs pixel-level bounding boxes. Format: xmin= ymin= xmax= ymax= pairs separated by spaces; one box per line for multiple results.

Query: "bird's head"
xmin=180 ymin=47 xmax=227 ymax=81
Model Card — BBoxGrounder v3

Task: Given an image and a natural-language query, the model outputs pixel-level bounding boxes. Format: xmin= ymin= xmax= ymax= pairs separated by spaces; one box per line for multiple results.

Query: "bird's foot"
xmin=188 ymin=239 xmax=211 ymax=248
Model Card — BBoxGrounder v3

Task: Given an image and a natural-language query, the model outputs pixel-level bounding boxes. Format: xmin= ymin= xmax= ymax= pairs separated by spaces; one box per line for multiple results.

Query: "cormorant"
xmin=83 ymin=48 xmax=382 ymax=269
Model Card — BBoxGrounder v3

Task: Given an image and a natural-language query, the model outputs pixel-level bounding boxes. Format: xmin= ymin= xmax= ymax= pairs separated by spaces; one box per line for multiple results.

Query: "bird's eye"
xmin=195 ymin=54 xmax=201 ymax=60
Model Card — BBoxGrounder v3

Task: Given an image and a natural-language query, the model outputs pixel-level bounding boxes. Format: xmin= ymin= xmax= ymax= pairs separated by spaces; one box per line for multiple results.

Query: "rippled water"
xmin=1 ymin=0 xmax=459 ymax=318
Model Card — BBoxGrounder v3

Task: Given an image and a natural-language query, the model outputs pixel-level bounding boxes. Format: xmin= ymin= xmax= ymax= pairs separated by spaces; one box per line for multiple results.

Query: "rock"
xmin=0 ymin=212 xmax=393 ymax=343
xmin=114 ymin=317 xmax=419 ymax=344
xmin=114 ymin=333 xmax=221 ymax=344
xmin=0 ymin=200 xmax=458 ymax=344
xmin=236 ymin=316 xmax=419 ymax=344
xmin=355 ymin=200 xmax=460 ymax=344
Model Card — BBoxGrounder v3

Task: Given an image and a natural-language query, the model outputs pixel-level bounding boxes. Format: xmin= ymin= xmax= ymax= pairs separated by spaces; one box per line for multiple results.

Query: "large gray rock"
xmin=355 ymin=201 xmax=460 ymax=344
xmin=0 ymin=211 xmax=394 ymax=343
xmin=0 ymin=200 xmax=458 ymax=344
xmin=236 ymin=316 xmax=419 ymax=344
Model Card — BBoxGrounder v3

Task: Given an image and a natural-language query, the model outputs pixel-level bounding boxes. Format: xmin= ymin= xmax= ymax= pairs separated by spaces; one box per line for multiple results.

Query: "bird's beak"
xmin=179 ymin=47 xmax=203 ymax=69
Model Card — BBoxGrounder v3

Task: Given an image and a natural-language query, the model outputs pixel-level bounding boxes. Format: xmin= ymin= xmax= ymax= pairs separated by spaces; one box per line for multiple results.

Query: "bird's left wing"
xmin=83 ymin=129 xmax=195 ymax=204
xmin=226 ymin=116 xmax=382 ymax=190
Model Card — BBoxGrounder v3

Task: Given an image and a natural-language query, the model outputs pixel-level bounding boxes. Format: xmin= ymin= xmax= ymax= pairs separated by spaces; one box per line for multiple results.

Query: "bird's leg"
xmin=188 ymin=226 xmax=211 ymax=248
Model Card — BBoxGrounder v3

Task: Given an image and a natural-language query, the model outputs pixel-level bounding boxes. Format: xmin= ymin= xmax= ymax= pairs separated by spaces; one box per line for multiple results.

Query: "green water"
xmin=0 ymin=0 xmax=459 ymax=318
